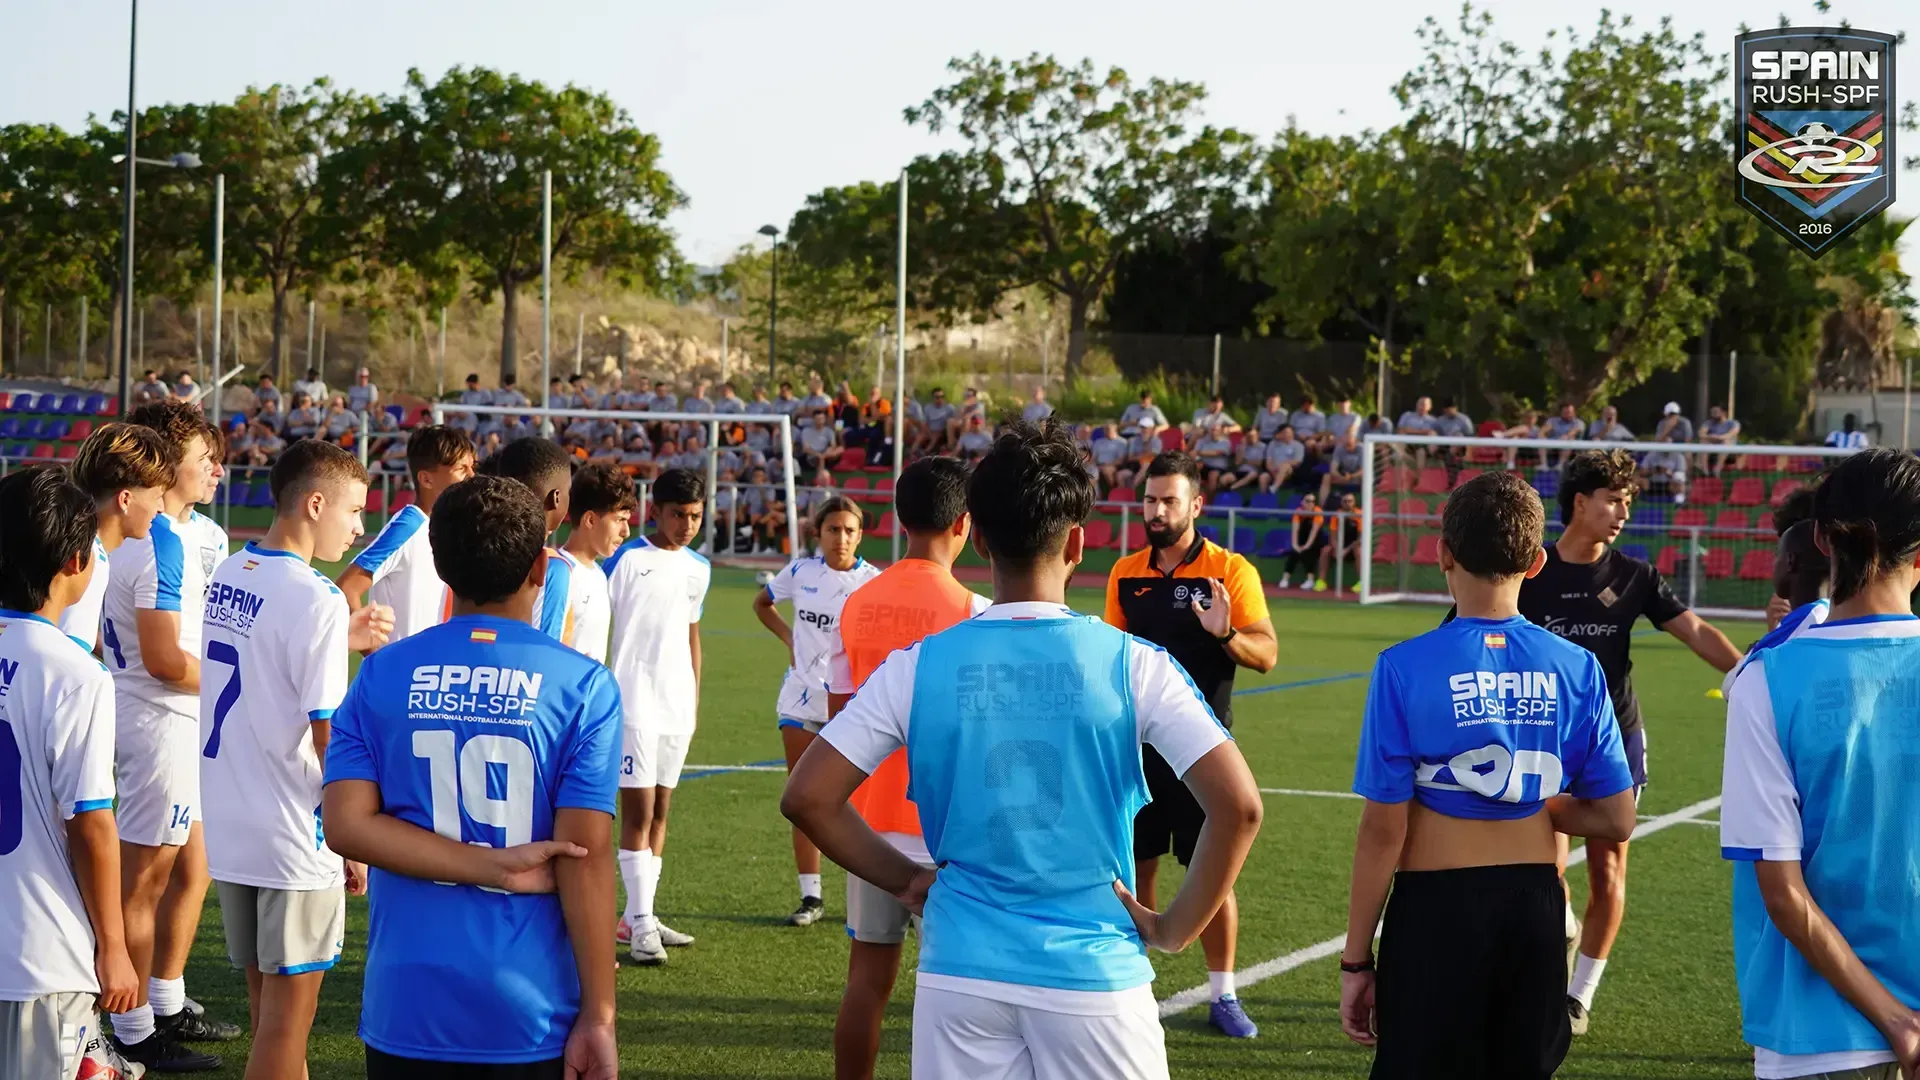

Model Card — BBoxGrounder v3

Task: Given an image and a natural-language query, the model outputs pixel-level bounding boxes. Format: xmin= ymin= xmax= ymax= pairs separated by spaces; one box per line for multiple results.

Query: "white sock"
xmin=643 ymin=852 xmax=663 ymax=919
xmin=798 ymin=873 xmax=822 ymax=901
xmin=1209 ymin=970 xmax=1236 ymax=1001
xmin=111 ymin=1005 xmax=155 ymax=1045
xmin=148 ymin=976 xmax=185 ymax=1018
xmin=633 ymin=850 xmax=659 ymax=932
xmin=1569 ymin=954 xmax=1608 ymax=1010
xmin=618 ymin=849 xmax=645 ymax=923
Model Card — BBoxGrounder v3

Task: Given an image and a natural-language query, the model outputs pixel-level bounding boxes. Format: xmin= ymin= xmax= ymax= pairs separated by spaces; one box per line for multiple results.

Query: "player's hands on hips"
xmin=488 ymin=839 xmax=590 ymax=894
xmin=1764 ymin=594 xmax=1792 ymax=633
xmin=1339 ymin=968 xmax=1378 ymax=1046
xmin=563 ymin=1018 xmax=617 ymax=1080
xmin=349 ymin=602 xmax=395 ymax=652
xmin=94 ymin=942 xmax=139 ymax=1014
xmin=1881 ymin=1008 xmax=1920 ymax=1077
xmin=344 ymin=859 xmax=368 ymax=896
xmin=1192 ymin=576 xmax=1232 ymax=639
xmin=894 ymin=868 xmax=936 ymax=916
xmin=1112 ymin=880 xmax=1179 ymax=952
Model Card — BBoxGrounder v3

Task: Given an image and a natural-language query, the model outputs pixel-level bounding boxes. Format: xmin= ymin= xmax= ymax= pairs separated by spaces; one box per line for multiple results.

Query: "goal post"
xmin=431 ymin=401 xmax=802 ymax=559
xmin=1359 ymin=432 xmax=1861 ymax=619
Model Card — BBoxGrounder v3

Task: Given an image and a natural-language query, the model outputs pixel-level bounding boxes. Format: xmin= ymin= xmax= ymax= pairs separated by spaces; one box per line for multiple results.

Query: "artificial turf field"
xmin=178 ymin=566 xmax=1763 ymax=1079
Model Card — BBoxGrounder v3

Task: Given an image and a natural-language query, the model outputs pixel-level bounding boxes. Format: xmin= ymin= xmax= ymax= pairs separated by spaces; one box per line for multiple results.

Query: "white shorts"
xmin=115 ymin=697 xmax=200 ymax=847
xmin=216 ymin=882 xmax=346 ymax=975
xmin=620 ymin=728 xmax=692 ymax=790
xmin=0 ymin=991 xmax=98 ymax=1080
xmin=911 ymin=983 xmax=1168 ymax=1080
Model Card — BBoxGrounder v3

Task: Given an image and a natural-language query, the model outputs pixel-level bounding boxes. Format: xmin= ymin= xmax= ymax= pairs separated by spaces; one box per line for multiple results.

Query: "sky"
xmin=2 ymin=0 xmax=1914 ymax=266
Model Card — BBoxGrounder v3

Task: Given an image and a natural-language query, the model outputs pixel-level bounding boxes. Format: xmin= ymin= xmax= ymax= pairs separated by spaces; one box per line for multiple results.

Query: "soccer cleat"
xmin=157 ymin=1008 xmax=240 ymax=1042
xmin=113 ymin=1033 xmax=221 ymax=1073
xmin=1566 ymin=996 xmax=1590 ymax=1036
xmin=181 ymin=998 xmax=205 ymax=1018
xmin=78 ymin=1030 xmax=147 ymax=1080
xmin=628 ymin=928 xmax=668 ymax=966
xmin=615 ymin=916 xmax=633 ymax=947
xmin=657 ymin=922 xmax=696 ymax=947
xmin=1313 ymin=580 xmax=1329 ymax=592
xmin=1208 ymin=996 xmax=1259 ymax=1038
xmin=787 ymin=896 xmax=826 ymax=926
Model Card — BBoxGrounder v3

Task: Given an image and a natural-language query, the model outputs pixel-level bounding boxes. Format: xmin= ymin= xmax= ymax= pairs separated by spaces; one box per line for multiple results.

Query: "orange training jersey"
xmin=834 ymin=559 xmax=982 ymax=836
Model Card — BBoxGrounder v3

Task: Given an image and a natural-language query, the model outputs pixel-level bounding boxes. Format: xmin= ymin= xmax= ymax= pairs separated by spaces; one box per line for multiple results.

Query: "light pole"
xmin=113 ymin=147 xmax=202 ymax=412
xmin=758 ymin=224 xmax=780 ymax=386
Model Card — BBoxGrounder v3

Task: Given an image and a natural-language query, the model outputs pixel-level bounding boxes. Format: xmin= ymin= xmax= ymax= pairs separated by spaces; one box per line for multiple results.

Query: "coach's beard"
xmin=1144 ymin=517 xmax=1188 ymax=549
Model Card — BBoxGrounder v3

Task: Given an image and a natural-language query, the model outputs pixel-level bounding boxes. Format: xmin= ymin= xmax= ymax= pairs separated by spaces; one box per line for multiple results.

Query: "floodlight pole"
xmin=540 ymin=169 xmax=552 ymax=424
xmin=118 ymin=0 xmax=138 ymax=414
xmin=891 ymin=169 xmax=908 ymax=562
xmin=210 ymin=173 xmax=224 ymax=429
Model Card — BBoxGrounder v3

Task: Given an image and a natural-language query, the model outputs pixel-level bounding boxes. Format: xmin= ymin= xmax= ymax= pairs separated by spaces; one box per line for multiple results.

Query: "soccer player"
xmin=552 ymin=463 xmax=637 ymax=661
xmin=787 ymin=419 xmax=1264 ymax=1080
xmin=485 ymin=436 xmax=576 ymax=641
xmin=0 ymin=467 xmax=144 ymax=1080
xmin=322 ymin=475 xmax=621 ymax=1079
xmin=338 ymin=425 xmax=475 ymax=643
xmin=1722 ymin=448 xmax=1920 ymax=1080
xmin=607 ymin=467 xmax=710 ymax=963
xmin=820 ymin=456 xmax=987 ymax=1080
xmin=1341 ymin=471 xmax=1636 ymax=1075
xmin=199 ymin=440 xmax=393 ymax=1078
xmin=61 ymin=422 xmax=176 ymax=651
xmin=1520 ymin=449 xmax=1741 ymax=1034
xmin=104 ymin=401 xmax=237 ymax=1068
xmin=1105 ymin=450 xmax=1278 ymax=1038
xmin=751 ymin=494 xmax=881 ymax=926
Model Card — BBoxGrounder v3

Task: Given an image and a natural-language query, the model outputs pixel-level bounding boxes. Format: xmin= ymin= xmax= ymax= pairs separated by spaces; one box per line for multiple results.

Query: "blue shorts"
xmin=1623 ymin=728 xmax=1647 ymax=799
xmin=778 ymin=716 xmax=825 ymax=736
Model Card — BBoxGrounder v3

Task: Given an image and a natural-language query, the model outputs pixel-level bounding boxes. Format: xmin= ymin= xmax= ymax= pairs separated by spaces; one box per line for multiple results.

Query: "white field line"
xmin=684 ymin=764 xmax=789 ymax=773
xmin=1157 ymin=795 xmax=1724 ymax=1017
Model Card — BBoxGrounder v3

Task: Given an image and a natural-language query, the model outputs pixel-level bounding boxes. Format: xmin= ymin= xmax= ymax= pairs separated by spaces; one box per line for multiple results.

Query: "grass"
xmin=174 ymin=569 xmax=1759 ymax=1078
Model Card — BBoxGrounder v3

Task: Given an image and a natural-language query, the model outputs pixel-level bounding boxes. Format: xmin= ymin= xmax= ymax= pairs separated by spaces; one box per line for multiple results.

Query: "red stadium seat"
xmin=0 ymin=393 xmax=10 ymax=411
xmin=1083 ymin=518 xmax=1115 ymax=550
xmin=872 ymin=476 xmax=894 ymax=499
xmin=1688 ymin=476 xmax=1724 ymax=506
xmin=1655 ymin=546 xmax=1681 ymax=575
xmin=841 ymin=447 xmax=868 ymax=471
xmin=1159 ymin=429 xmax=1184 ymax=452
xmin=840 ymin=475 xmax=870 ymax=499
xmin=1372 ymin=533 xmax=1401 ymax=563
xmin=1670 ymin=508 xmax=1709 ymax=538
xmin=30 ymin=443 xmax=55 ymax=459
xmin=1411 ymin=534 xmax=1442 ymax=566
xmin=1124 ymin=522 xmax=1147 ymax=551
xmin=1738 ymin=548 xmax=1774 ymax=580
xmin=1727 ymin=477 xmax=1767 ymax=507
xmin=1769 ymin=479 xmax=1803 ymax=508
xmin=365 ymin=488 xmax=387 ymax=515
xmin=1466 ymin=445 xmax=1503 ymax=464
xmin=1397 ymin=498 xmax=1430 ymax=523
xmin=1375 ymin=466 xmax=1410 ymax=494
xmin=55 ymin=444 xmax=78 ymax=461
xmin=1712 ymin=510 xmax=1751 ymax=540
xmin=1109 ymin=486 xmax=1137 ymax=505
xmin=61 ymin=419 xmax=93 ymax=442
xmin=1450 ymin=469 xmax=1484 ymax=491
xmin=1704 ymin=548 xmax=1735 ymax=579
xmin=1413 ymin=468 xmax=1450 ymax=495
xmin=392 ymin=488 xmax=416 ymax=511
xmin=869 ymin=511 xmax=896 ymax=539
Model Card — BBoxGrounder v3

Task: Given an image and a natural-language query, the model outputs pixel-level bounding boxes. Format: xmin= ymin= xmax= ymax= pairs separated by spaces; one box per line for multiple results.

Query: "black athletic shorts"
xmin=1369 ymin=863 xmax=1570 ymax=1080
xmin=1133 ymin=746 xmax=1203 ymax=865
xmin=367 ymin=1047 xmax=563 ymax=1079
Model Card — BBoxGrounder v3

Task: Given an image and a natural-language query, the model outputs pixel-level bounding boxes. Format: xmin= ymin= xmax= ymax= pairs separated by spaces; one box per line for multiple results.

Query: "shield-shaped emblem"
xmin=1734 ymin=27 xmax=1897 ymax=257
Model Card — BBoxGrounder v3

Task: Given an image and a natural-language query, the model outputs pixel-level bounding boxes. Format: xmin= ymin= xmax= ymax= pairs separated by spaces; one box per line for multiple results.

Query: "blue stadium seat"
xmin=3 ymin=442 xmax=25 ymax=458
xmin=57 ymin=394 xmax=82 ymax=415
xmin=1197 ymin=524 xmax=1221 ymax=544
xmin=1232 ymin=527 xmax=1256 ymax=553
xmin=1634 ymin=504 xmax=1670 ymax=529
xmin=43 ymin=419 xmax=69 ymax=440
xmin=9 ymin=393 xmax=34 ymax=413
xmin=1205 ymin=491 xmax=1244 ymax=519
xmin=1258 ymin=528 xmax=1292 ymax=557
xmin=248 ymin=481 xmax=276 ymax=508
xmin=81 ymin=394 xmax=107 ymax=415
xmin=1247 ymin=491 xmax=1281 ymax=517
xmin=17 ymin=419 xmax=42 ymax=440
xmin=0 ymin=419 xmax=17 ymax=439
xmin=384 ymin=404 xmax=405 ymax=426
xmin=1281 ymin=491 xmax=1305 ymax=510
xmin=1620 ymin=543 xmax=1650 ymax=563
xmin=1532 ymin=469 xmax=1560 ymax=498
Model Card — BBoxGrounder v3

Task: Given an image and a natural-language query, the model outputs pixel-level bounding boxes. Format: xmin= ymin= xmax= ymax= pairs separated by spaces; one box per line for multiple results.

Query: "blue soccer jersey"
xmin=323 ymin=615 xmax=622 ymax=1064
xmin=1353 ymin=615 xmax=1632 ymax=818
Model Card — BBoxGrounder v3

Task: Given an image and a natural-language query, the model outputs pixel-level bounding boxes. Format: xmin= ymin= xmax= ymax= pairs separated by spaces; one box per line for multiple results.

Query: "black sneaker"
xmin=786 ymin=896 xmax=826 ymax=926
xmin=158 ymin=1008 xmax=241 ymax=1042
xmin=114 ymin=1033 xmax=222 ymax=1073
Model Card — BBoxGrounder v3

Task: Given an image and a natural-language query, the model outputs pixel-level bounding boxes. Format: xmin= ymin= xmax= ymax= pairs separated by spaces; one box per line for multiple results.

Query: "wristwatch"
xmin=1216 ymin=626 xmax=1237 ymax=646
xmin=1340 ymin=957 xmax=1375 ymax=974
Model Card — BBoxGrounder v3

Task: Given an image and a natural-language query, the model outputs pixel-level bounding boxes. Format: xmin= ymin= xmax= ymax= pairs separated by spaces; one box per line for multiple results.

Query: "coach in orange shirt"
xmin=824 ymin=456 xmax=988 ymax=1080
xmin=1107 ymin=449 xmax=1277 ymax=1039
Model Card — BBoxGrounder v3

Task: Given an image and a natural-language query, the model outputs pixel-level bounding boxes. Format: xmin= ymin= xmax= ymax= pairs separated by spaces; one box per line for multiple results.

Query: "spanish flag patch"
xmin=470 ymin=629 xmax=498 ymax=644
xmin=1483 ymin=632 xmax=1507 ymax=649
xmin=242 ymin=560 xmax=259 ymax=572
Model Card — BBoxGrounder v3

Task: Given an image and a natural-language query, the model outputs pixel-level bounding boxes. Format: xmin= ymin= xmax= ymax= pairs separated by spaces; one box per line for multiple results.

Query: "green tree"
xmin=350 ymin=67 xmax=684 ymax=380
xmin=707 ymin=243 xmax=888 ymax=379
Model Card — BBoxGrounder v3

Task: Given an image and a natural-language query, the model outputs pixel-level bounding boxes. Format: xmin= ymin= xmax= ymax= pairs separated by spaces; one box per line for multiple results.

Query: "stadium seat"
xmin=1728 ymin=477 xmax=1766 ymax=506
xmin=0 ymin=419 xmax=16 ymax=440
xmin=841 ymin=447 xmax=868 ymax=471
xmin=1227 ymin=432 xmax=1243 ymax=451
xmin=869 ymin=511 xmax=895 ymax=539
xmin=1124 ymin=522 xmax=1147 ymax=550
xmin=1689 ymin=476 xmax=1723 ymax=506
xmin=1397 ymin=498 xmax=1430 ymax=523
xmin=1712 ymin=510 xmax=1751 ymax=539
xmin=44 ymin=420 xmax=69 ymax=440
xmin=871 ymin=476 xmax=894 ymax=504
xmin=81 ymin=394 xmax=106 ymax=416
xmin=0 ymin=392 xmax=10 ymax=411
xmin=1109 ymin=486 xmax=1137 ymax=505
xmin=18 ymin=419 xmax=43 ymax=440
xmin=384 ymin=405 xmax=405 ymax=427
xmin=1769 ymin=479 xmax=1803 ymax=508
xmin=1704 ymin=548 xmax=1734 ymax=579
xmin=61 ymin=419 xmax=92 ymax=442
xmin=9 ymin=393 xmax=34 ymax=413
xmin=1259 ymin=529 xmax=1292 ymax=558
xmin=1655 ymin=546 xmax=1681 ymax=575
xmin=1205 ymin=491 xmax=1243 ymax=519
xmin=1413 ymin=468 xmax=1450 ymax=495
xmin=94 ymin=395 xmax=117 ymax=416
xmin=1738 ymin=548 xmax=1774 ymax=580
xmin=57 ymin=395 xmax=82 ymax=415
xmin=1083 ymin=519 xmax=1114 ymax=550
xmin=365 ymin=488 xmax=387 ymax=515
xmin=840 ymin=475 xmax=870 ymax=500
xmin=29 ymin=443 xmax=55 ymax=460
xmin=1788 ymin=456 xmax=1824 ymax=474
xmin=55 ymin=444 xmax=78 ymax=461
xmin=1411 ymin=534 xmax=1442 ymax=566
xmin=1466 ymin=444 xmax=1503 ymax=465
xmin=1631 ymin=504 xmax=1670 ymax=532
xmin=1159 ymin=430 xmax=1184 ymax=452
xmin=1197 ymin=524 xmax=1220 ymax=544
xmin=1372 ymin=533 xmax=1401 ymax=563
xmin=392 ymin=489 xmax=417 ymax=511
xmin=1247 ymin=491 xmax=1281 ymax=516
xmin=248 ymin=481 xmax=277 ymax=508
xmin=1531 ymin=469 xmax=1559 ymax=499
xmin=1232 ymin=527 xmax=1256 ymax=553
xmin=1670 ymin=508 xmax=1709 ymax=538
xmin=1375 ymin=466 xmax=1410 ymax=494
xmin=1620 ymin=543 xmax=1649 ymax=563
xmin=1450 ymin=469 xmax=1484 ymax=491
xmin=1280 ymin=491 xmax=1305 ymax=510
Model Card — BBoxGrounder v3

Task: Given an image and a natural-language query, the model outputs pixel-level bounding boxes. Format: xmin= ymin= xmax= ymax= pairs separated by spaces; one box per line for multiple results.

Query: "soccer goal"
xmin=431 ymin=401 xmax=803 ymax=559
xmin=1358 ymin=433 xmax=1861 ymax=619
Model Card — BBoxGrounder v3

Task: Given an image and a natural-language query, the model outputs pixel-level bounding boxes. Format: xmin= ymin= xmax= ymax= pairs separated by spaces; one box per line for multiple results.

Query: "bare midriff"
xmin=1398 ymin=799 xmax=1559 ymax=871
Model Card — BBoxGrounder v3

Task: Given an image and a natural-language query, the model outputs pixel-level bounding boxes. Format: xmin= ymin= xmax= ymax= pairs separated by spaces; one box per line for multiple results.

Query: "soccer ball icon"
xmin=1796 ymin=122 xmax=1838 ymax=146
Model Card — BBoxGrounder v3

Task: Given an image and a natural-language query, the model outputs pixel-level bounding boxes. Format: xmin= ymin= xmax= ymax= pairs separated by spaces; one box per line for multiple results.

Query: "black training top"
xmin=1444 ymin=545 xmax=1687 ymax=736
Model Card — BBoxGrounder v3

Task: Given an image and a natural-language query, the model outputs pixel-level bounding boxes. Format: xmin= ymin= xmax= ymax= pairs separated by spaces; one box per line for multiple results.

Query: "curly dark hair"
xmin=967 ymin=418 xmax=1095 ymax=566
xmin=1444 ymin=471 xmax=1545 ymax=579
xmin=430 ymin=476 xmax=548 ymax=605
xmin=1558 ymin=449 xmax=1640 ymax=526
xmin=568 ymin=463 xmax=639 ymax=526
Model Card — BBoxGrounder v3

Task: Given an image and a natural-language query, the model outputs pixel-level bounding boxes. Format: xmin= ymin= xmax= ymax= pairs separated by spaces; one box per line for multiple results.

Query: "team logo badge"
xmin=1735 ymin=27 xmax=1897 ymax=257
xmin=470 ymin=628 xmax=498 ymax=643
xmin=1597 ymin=586 xmax=1619 ymax=608
xmin=1483 ymin=632 xmax=1507 ymax=649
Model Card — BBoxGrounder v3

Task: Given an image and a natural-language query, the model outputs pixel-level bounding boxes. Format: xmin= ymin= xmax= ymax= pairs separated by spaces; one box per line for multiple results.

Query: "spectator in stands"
xmin=1120 ymin=389 xmax=1170 ymax=441
xmin=1826 ymin=412 xmax=1870 ymax=449
xmin=254 ymin=373 xmax=282 ymax=410
xmin=1022 ymin=386 xmax=1053 ymax=423
xmin=1639 ymin=429 xmax=1690 ymax=504
xmin=1188 ymin=393 xmax=1241 ymax=440
xmin=563 ymin=410 xmax=598 ymax=445
xmin=742 ymin=384 xmax=770 ymax=415
xmin=1654 ymin=401 xmax=1693 ymax=444
xmin=1395 ymin=396 xmax=1437 ymax=436
xmin=649 ymin=379 xmax=678 ymax=415
xmin=322 ymin=394 xmax=358 ymax=443
xmin=379 ymin=432 xmax=410 ymax=474
xmin=1319 ymin=428 xmax=1366 ymax=505
xmin=1326 ymin=397 xmax=1361 ymax=443
xmin=854 ymin=385 xmax=892 ymax=462
xmin=569 ymin=373 xmax=598 ymax=409
xmin=832 ymin=382 xmax=862 ymax=435
xmin=1290 ymin=396 xmax=1326 ymax=440
xmin=1193 ymin=421 xmax=1235 ymax=493
xmin=548 ymin=376 xmax=572 ymax=410
xmin=1253 ymin=393 xmax=1288 ymax=442
xmin=135 ymin=369 xmax=167 ymax=404
xmin=952 ymin=387 xmax=987 ymax=445
xmin=587 ymin=434 xmax=622 ymax=468
xmin=1588 ymin=404 xmax=1633 ymax=441
xmin=347 ymin=367 xmax=379 ymax=416
xmin=685 ymin=380 xmax=715 ymax=416
xmin=1092 ymin=423 xmax=1131 ymax=493
xmin=285 ymin=392 xmax=321 ymax=440
xmin=1319 ymin=491 xmax=1362 ymax=593
xmin=716 ymin=382 xmax=747 ymax=415
xmin=173 ymin=370 xmax=198 ymax=401
xmin=477 ymin=430 xmax=504 ymax=461
xmin=620 ymin=435 xmax=655 ymax=479
xmin=772 ymin=381 xmax=800 ymax=419
xmin=916 ymin=388 xmax=955 ymax=454
xmin=1227 ymin=430 xmax=1267 ymax=493
xmin=256 ymin=396 xmax=285 ymax=435
xmin=293 ymin=366 xmax=327 ymax=404
xmin=454 ymin=373 xmax=489 ymax=435
xmin=1701 ymin=405 xmax=1741 ymax=475
xmin=233 ymin=419 xmax=283 ymax=468
xmin=750 ymin=467 xmax=788 ymax=556
xmin=1264 ymin=424 xmax=1305 ymax=490
xmin=368 ymin=405 xmax=403 ymax=458
xmin=1543 ymin=402 xmax=1583 ymax=442
xmin=1364 ymin=413 xmax=1394 ymax=438
xmin=1433 ymin=399 xmax=1474 ymax=439
xmin=1279 ymin=493 xmax=1329 ymax=590
xmin=225 ymin=420 xmax=256 ymax=466
xmin=956 ymin=413 xmax=994 ymax=463
xmin=799 ymin=409 xmax=843 ymax=472
xmin=800 ymin=375 xmax=832 ymax=414
xmin=1498 ymin=408 xmax=1545 ymax=470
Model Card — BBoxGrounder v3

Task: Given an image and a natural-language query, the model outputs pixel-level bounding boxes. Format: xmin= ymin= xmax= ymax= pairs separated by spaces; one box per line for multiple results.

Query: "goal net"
xmin=1358 ymin=433 xmax=1860 ymax=619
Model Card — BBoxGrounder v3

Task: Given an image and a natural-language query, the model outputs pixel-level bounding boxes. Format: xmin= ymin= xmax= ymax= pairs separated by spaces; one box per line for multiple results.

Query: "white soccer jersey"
xmin=0 ymin=610 xmax=118 ymax=999
xmin=200 ymin=542 xmax=350 ymax=890
xmin=546 ymin=547 xmax=612 ymax=663
xmin=351 ymin=505 xmax=448 ymax=642
xmin=606 ymin=536 xmax=711 ymax=736
xmin=101 ymin=510 xmax=228 ymax=716
xmin=766 ymin=556 xmax=881 ymax=723
xmin=57 ymin=538 xmax=110 ymax=650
